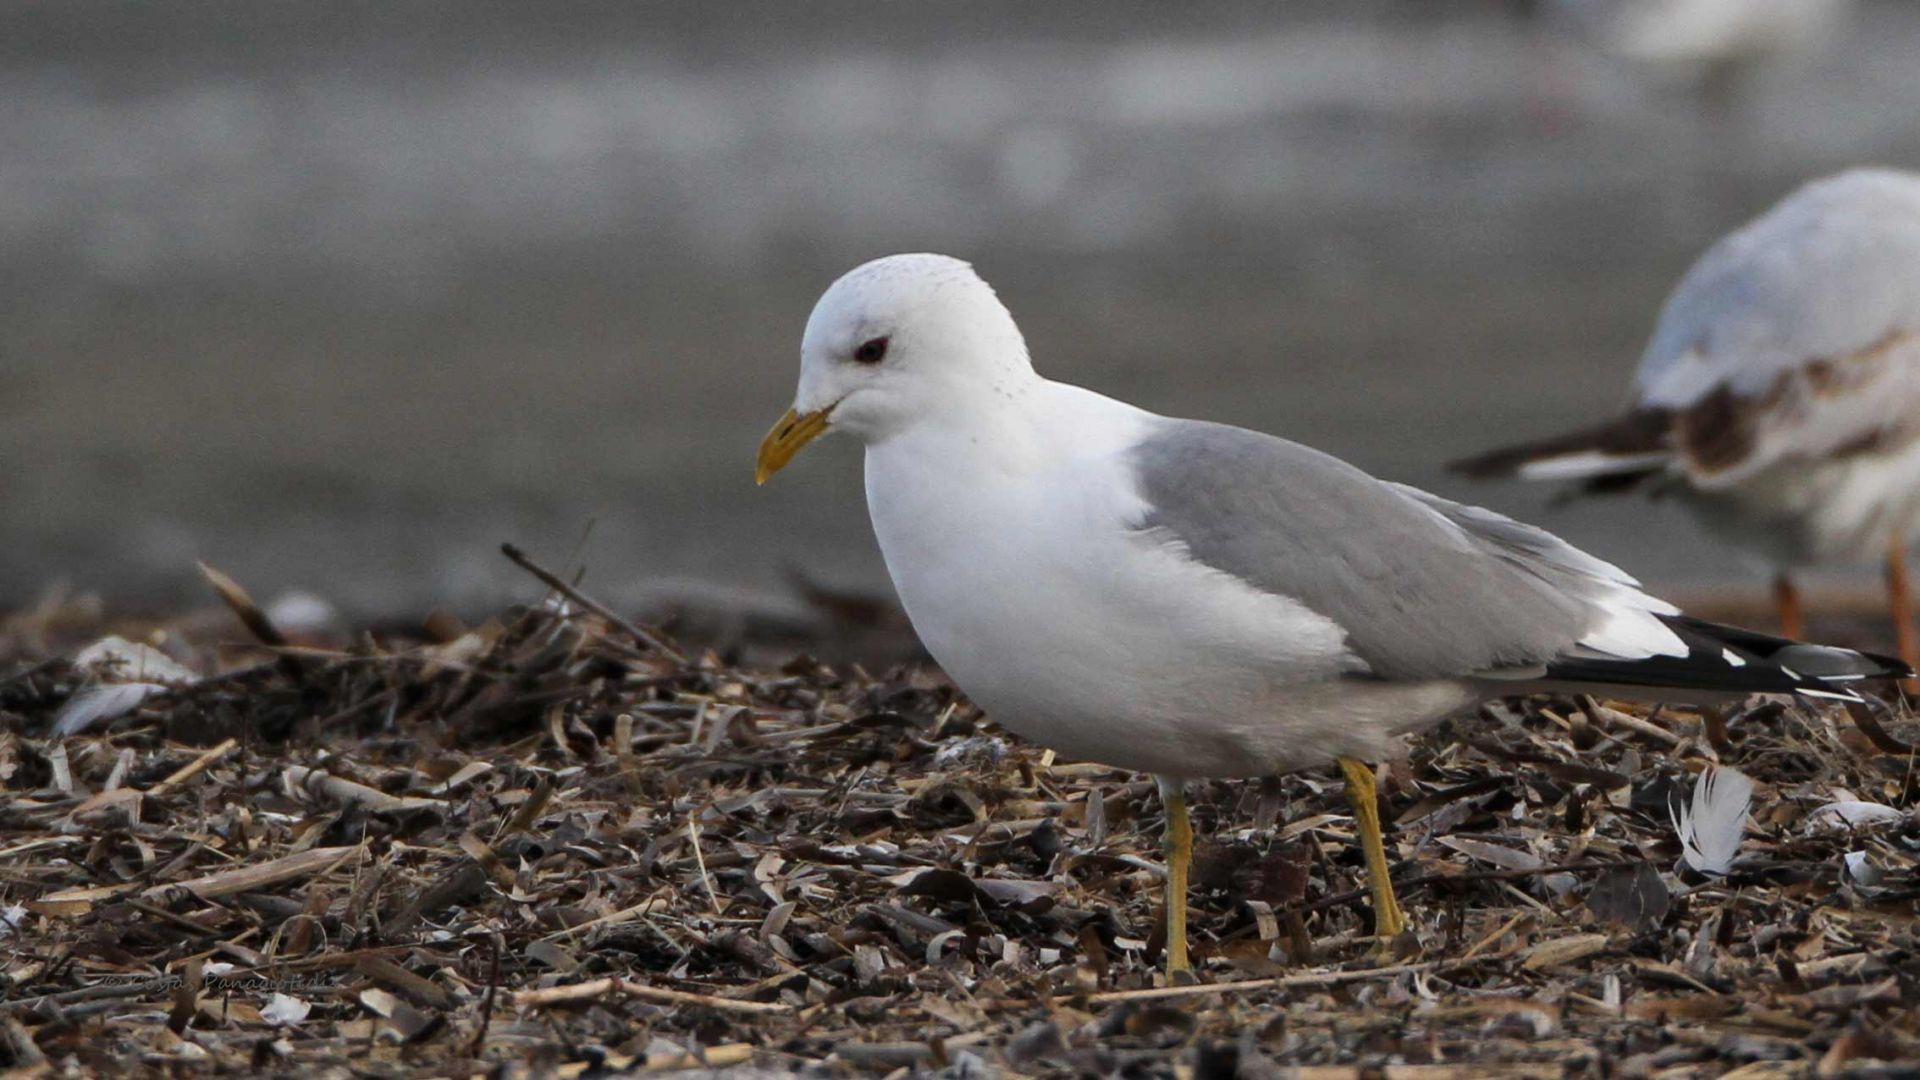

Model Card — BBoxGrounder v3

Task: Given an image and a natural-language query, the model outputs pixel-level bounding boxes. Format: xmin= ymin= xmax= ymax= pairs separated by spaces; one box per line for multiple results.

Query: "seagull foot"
xmin=1370 ymin=905 xmax=1414 ymax=962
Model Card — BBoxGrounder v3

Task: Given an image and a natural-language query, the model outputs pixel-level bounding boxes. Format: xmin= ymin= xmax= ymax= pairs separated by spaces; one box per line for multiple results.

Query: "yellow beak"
xmin=755 ymin=406 xmax=833 ymax=484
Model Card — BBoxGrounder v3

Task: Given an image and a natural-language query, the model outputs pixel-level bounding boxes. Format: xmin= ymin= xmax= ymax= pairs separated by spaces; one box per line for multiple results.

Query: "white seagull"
xmin=1454 ymin=169 xmax=1920 ymax=668
xmin=758 ymin=252 xmax=1907 ymax=976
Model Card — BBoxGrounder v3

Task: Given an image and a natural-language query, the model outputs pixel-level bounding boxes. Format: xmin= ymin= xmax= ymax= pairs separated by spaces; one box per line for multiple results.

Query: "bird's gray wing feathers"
xmin=1127 ymin=419 xmax=1910 ymax=700
xmin=1129 ymin=420 xmax=1623 ymax=680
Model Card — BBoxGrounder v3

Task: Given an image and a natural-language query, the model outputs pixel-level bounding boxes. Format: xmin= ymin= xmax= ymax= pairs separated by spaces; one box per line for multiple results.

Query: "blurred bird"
xmin=1544 ymin=0 xmax=1853 ymax=108
xmin=759 ymin=252 xmax=1909 ymax=976
xmin=1453 ymin=169 xmax=1920 ymax=668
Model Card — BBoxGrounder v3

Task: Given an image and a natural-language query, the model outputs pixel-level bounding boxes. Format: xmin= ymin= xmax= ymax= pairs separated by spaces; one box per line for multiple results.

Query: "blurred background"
xmin=7 ymin=0 xmax=1920 ymax=636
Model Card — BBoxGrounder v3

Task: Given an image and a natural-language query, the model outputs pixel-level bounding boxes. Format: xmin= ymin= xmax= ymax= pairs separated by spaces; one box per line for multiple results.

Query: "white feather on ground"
xmin=70 ymin=636 xmax=197 ymax=683
xmin=52 ymin=683 xmax=171 ymax=737
xmin=1806 ymin=797 xmax=1906 ymax=830
xmin=260 ymin=993 xmax=313 ymax=1028
xmin=1671 ymin=765 xmax=1753 ymax=875
xmin=1841 ymin=851 xmax=1883 ymax=887
xmin=51 ymin=635 xmax=200 ymax=736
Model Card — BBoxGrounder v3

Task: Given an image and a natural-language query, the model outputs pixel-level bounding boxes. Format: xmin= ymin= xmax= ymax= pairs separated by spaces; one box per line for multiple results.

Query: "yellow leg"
xmin=1157 ymin=777 xmax=1192 ymax=977
xmin=1338 ymin=756 xmax=1406 ymax=952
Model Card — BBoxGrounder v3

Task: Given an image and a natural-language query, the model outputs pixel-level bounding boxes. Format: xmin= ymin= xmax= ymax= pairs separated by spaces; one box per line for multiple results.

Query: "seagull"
xmin=757 ymin=252 xmax=1908 ymax=976
xmin=1453 ymin=169 xmax=1920 ymax=669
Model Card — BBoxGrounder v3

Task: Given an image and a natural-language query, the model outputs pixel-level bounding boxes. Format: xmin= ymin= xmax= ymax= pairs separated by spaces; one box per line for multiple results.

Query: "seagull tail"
xmin=1447 ymin=409 xmax=1674 ymax=492
xmin=1541 ymin=615 xmax=1913 ymax=704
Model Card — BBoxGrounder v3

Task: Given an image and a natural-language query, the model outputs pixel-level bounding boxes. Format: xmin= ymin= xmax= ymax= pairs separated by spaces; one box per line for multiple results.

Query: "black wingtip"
xmin=1544 ymin=614 xmax=1910 ymax=702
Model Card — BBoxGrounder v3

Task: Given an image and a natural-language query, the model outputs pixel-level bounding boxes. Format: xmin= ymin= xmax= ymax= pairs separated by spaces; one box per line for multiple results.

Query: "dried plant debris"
xmin=2 ymin=579 xmax=1918 ymax=1077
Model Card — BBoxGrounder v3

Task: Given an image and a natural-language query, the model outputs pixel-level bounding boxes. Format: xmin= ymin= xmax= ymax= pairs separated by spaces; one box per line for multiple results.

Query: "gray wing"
xmin=1129 ymin=419 xmax=1657 ymax=680
xmin=1636 ymin=168 xmax=1920 ymax=409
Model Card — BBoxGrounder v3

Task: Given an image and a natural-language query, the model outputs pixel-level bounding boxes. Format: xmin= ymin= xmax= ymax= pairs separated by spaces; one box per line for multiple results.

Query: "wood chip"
xmin=1522 ymin=933 xmax=1610 ymax=971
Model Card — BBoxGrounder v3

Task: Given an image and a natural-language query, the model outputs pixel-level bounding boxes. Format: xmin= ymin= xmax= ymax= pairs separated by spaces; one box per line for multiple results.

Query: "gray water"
xmin=8 ymin=2 xmax=1920 ymax=622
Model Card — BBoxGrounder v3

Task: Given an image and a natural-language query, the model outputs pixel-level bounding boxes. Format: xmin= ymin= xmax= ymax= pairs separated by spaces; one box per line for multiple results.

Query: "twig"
xmin=1070 ymin=961 xmax=1439 ymax=1006
xmin=468 ymin=934 xmax=502 ymax=1058
xmin=500 ymin=543 xmax=688 ymax=662
xmin=688 ymin=816 xmax=722 ymax=916
xmin=537 ymin=895 xmax=670 ymax=943
xmin=285 ymin=765 xmax=445 ymax=814
xmin=0 ymin=1016 xmax=45 ymax=1069
xmin=511 ymin=977 xmax=789 ymax=1014
xmin=1268 ymin=859 xmax=1620 ymax=923
xmin=1458 ymin=909 xmax=1531 ymax=963
xmin=0 ymin=979 xmax=169 ymax=1013
xmin=199 ymin=562 xmax=289 ymax=647
xmin=199 ymin=561 xmax=304 ymax=682
xmin=1500 ymin=880 xmax=1560 ymax=919
xmin=1845 ymin=700 xmax=1918 ymax=754
xmin=356 ymin=956 xmax=455 ymax=1010
xmin=1586 ymin=702 xmax=1684 ymax=749
xmin=141 ymin=845 xmax=362 ymax=903
xmin=124 ymin=899 xmax=223 ymax=938
xmin=147 ymin=738 xmax=237 ymax=797
xmin=831 ymin=1032 xmax=993 ymax=1068
xmin=499 ymin=777 xmax=555 ymax=838
xmin=643 ymin=1044 xmax=755 ymax=1071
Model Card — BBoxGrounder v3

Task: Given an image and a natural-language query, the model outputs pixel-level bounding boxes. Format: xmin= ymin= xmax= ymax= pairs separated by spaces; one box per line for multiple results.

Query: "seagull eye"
xmin=852 ymin=336 xmax=890 ymax=365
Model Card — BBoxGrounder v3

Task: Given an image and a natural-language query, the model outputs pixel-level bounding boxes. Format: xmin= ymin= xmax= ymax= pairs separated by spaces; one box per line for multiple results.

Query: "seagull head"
xmin=756 ymin=253 xmax=1033 ymax=483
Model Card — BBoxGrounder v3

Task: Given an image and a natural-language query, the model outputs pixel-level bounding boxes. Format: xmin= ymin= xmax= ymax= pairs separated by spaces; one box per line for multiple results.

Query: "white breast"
xmin=859 ymin=384 xmax=1435 ymax=778
xmin=1684 ymin=439 xmax=1920 ymax=566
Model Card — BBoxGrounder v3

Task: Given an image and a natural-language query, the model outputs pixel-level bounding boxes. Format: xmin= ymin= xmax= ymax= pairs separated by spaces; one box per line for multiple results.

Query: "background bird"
xmin=1542 ymin=0 xmax=1853 ymax=110
xmin=1453 ymin=168 xmax=1920 ymax=671
xmin=759 ymin=253 xmax=1909 ymax=976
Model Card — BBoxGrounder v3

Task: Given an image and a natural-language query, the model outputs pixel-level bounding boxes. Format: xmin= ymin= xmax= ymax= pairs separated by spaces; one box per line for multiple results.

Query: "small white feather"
xmin=52 ymin=683 xmax=168 ymax=737
xmin=72 ymin=636 xmax=198 ymax=685
xmin=260 ymin=993 xmax=312 ymax=1028
xmin=1842 ymin=851 xmax=1884 ymax=887
xmin=1807 ymin=799 xmax=1906 ymax=830
xmin=1671 ymin=765 xmax=1752 ymax=876
xmin=52 ymin=635 xmax=200 ymax=736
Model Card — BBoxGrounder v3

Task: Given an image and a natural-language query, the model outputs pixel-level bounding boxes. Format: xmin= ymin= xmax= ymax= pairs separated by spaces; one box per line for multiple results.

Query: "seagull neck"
xmin=876 ymin=375 xmax=1055 ymax=478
